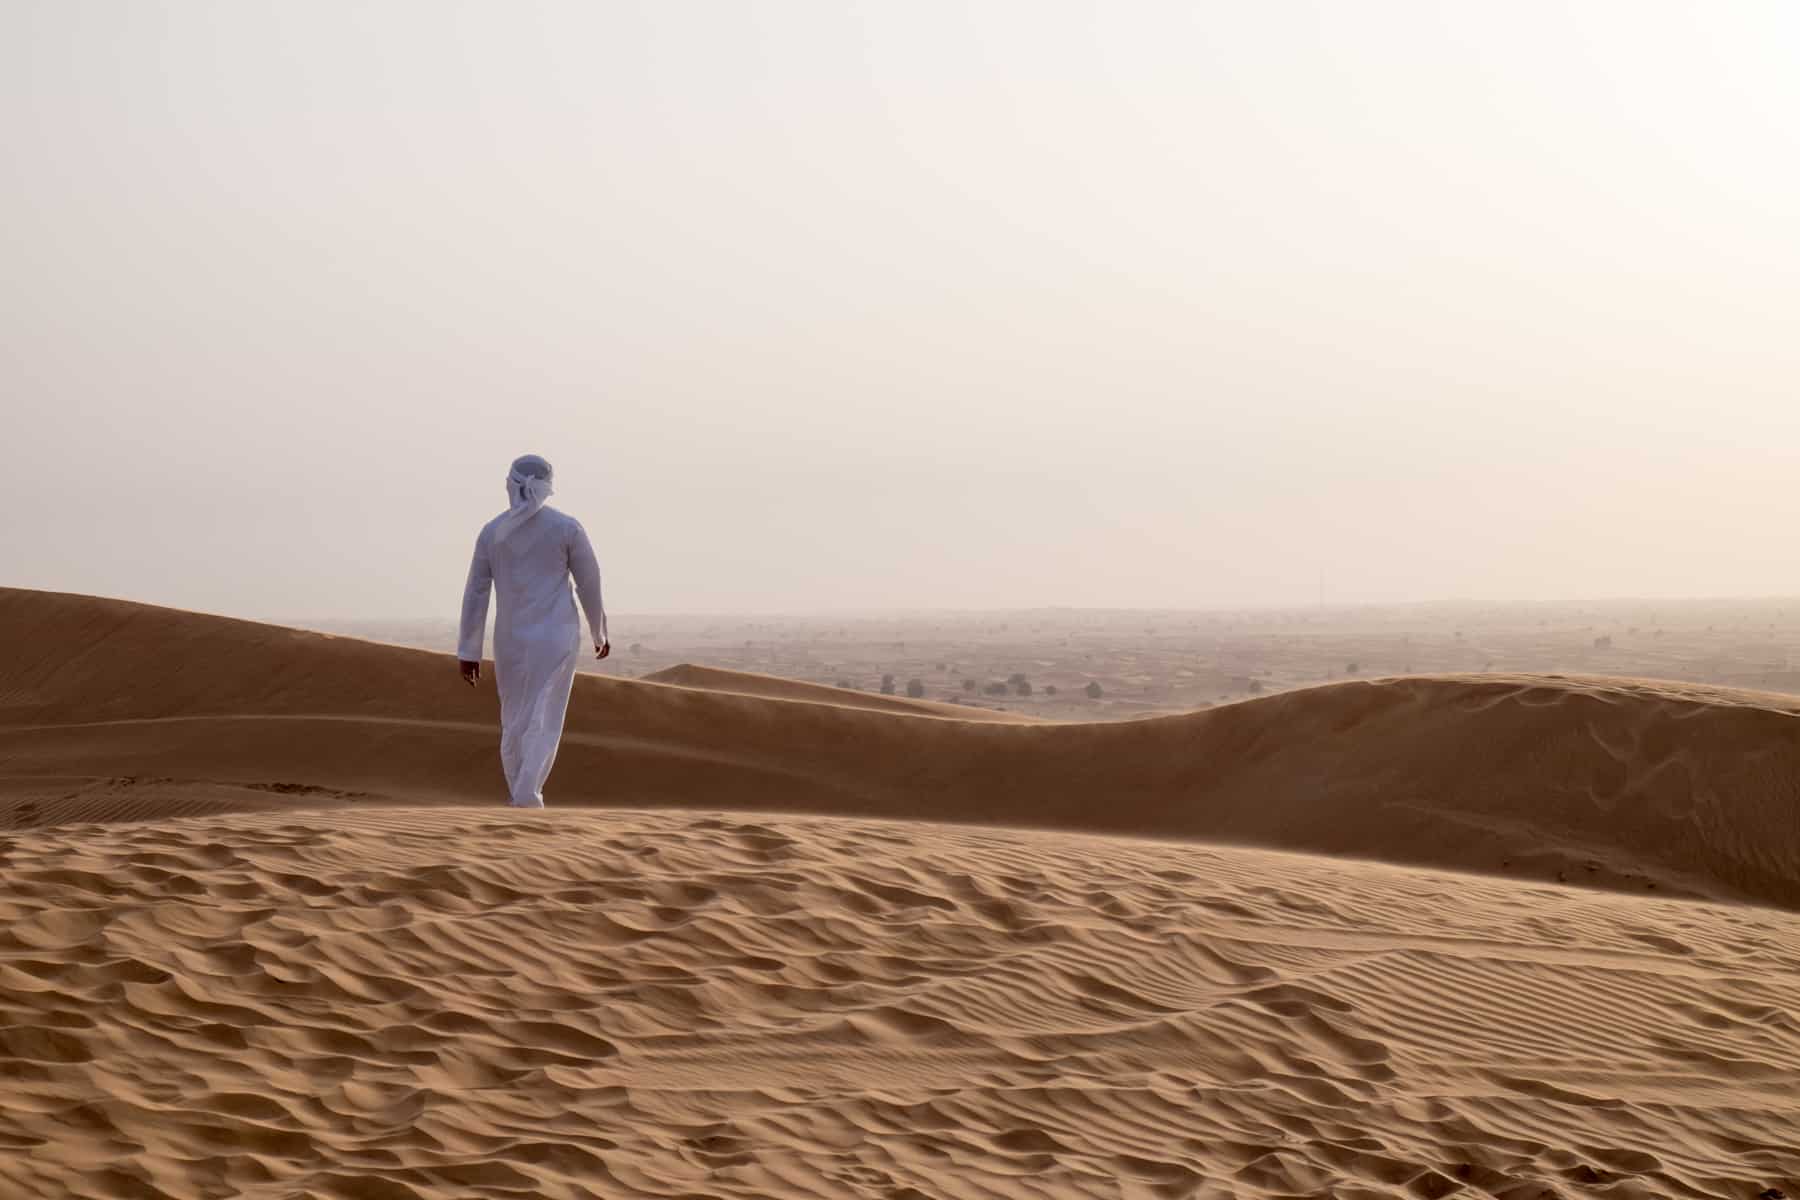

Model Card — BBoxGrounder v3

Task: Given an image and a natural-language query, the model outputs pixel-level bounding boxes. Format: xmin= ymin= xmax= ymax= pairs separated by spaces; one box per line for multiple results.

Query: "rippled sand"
xmin=3 ymin=808 xmax=1796 ymax=1198
xmin=2 ymin=588 xmax=1797 ymax=1197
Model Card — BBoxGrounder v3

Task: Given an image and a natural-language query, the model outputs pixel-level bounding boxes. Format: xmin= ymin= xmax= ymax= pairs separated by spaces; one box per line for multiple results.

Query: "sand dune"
xmin=2 ymin=589 xmax=1799 ymax=1196
xmin=1 ymin=806 xmax=1795 ymax=1199
xmin=4 ymin=587 xmax=1799 ymax=907
xmin=3 ymin=593 xmax=1800 ymax=1200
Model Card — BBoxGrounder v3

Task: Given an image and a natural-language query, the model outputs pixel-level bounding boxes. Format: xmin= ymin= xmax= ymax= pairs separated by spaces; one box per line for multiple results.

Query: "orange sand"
xmin=1 ymin=588 xmax=1796 ymax=1197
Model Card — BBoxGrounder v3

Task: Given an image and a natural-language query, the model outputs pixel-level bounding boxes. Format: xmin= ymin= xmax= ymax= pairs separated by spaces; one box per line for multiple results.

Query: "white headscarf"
xmin=492 ymin=454 xmax=555 ymax=545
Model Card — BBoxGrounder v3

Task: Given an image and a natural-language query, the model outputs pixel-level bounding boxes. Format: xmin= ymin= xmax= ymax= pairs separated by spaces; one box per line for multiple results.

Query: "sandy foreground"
xmin=2 ymin=589 xmax=1798 ymax=1198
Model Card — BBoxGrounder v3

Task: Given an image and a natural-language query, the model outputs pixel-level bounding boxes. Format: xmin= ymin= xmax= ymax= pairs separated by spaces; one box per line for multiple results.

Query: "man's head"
xmin=505 ymin=454 xmax=555 ymax=510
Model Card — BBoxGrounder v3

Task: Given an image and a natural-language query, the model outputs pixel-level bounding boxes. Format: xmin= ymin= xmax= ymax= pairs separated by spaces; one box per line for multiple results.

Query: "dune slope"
xmin=3 ymin=590 xmax=1799 ymax=1197
xmin=2 ymin=587 xmax=1799 ymax=907
xmin=1 ymin=806 xmax=1795 ymax=1200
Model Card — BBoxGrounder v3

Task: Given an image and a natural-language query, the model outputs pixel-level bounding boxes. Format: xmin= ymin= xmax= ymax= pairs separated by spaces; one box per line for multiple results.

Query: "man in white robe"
xmin=458 ymin=454 xmax=609 ymax=807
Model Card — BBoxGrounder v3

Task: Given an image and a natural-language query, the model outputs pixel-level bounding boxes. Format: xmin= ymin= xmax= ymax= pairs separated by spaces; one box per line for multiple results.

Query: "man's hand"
xmin=595 ymin=640 xmax=611 ymax=660
xmin=459 ymin=659 xmax=481 ymax=686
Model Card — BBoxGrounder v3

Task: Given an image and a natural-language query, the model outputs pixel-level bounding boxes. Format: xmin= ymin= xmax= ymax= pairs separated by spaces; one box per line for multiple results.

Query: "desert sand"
xmin=2 ymin=587 xmax=1797 ymax=1198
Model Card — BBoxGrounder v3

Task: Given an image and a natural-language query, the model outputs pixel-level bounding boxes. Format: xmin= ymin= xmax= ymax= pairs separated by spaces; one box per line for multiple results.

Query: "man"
xmin=458 ymin=454 xmax=610 ymax=808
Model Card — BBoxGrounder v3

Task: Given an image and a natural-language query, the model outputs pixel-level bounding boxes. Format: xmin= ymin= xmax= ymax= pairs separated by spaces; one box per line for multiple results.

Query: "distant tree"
xmin=905 ymin=678 xmax=925 ymax=698
xmin=1045 ymin=685 xmax=1058 ymax=696
xmin=961 ymin=678 xmax=977 ymax=693
xmin=935 ymin=662 xmax=948 ymax=672
xmin=983 ymin=681 xmax=1009 ymax=696
xmin=1084 ymin=681 xmax=1103 ymax=700
xmin=1593 ymin=635 xmax=1613 ymax=650
xmin=1246 ymin=679 xmax=1264 ymax=694
xmin=629 ymin=642 xmax=643 ymax=655
xmin=880 ymin=673 xmax=896 ymax=694
xmin=1346 ymin=662 xmax=1360 ymax=675
xmin=1011 ymin=675 xmax=1032 ymax=697
xmin=835 ymin=679 xmax=852 ymax=690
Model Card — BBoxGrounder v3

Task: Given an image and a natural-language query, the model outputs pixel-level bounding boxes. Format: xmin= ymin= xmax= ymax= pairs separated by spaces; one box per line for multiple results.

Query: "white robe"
xmin=458 ymin=506 xmax=608 ymax=807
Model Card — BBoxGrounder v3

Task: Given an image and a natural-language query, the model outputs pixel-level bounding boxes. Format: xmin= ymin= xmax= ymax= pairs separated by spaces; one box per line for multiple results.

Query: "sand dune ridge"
xmin=4 ymin=587 xmax=1798 ymax=907
xmin=2 ymin=589 xmax=1799 ymax=1196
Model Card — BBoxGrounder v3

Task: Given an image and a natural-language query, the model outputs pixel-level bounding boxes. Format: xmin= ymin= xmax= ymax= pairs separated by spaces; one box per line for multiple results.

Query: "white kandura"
xmin=458 ymin=455 xmax=608 ymax=807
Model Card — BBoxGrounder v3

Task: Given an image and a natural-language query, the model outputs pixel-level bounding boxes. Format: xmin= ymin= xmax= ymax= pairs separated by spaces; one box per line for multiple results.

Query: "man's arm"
xmin=458 ymin=528 xmax=493 ymax=684
xmin=568 ymin=520 xmax=609 ymax=657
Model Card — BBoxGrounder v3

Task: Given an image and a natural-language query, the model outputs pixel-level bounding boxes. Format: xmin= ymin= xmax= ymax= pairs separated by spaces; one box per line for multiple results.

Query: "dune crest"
xmin=3 ymin=587 xmax=1799 ymax=908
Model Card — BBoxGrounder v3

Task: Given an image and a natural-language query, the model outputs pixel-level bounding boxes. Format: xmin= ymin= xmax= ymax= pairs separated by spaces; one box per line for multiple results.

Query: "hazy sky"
xmin=6 ymin=1 xmax=1800 ymax=618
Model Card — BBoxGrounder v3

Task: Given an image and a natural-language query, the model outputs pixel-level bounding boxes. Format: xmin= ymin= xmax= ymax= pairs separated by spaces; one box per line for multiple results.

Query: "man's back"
xmin=460 ymin=506 xmax=606 ymax=666
xmin=479 ymin=507 xmax=588 ymax=641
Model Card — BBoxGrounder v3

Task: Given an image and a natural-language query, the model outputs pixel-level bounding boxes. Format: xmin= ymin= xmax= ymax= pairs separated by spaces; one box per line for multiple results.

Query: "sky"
xmin=5 ymin=1 xmax=1800 ymax=618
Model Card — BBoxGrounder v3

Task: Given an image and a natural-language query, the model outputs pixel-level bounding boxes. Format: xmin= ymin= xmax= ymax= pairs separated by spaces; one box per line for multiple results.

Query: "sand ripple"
xmin=1 ymin=808 xmax=1795 ymax=1198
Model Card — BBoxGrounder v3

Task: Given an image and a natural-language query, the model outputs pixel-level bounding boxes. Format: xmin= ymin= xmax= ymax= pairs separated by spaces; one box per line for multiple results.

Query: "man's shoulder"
xmin=542 ymin=506 xmax=587 ymax=534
